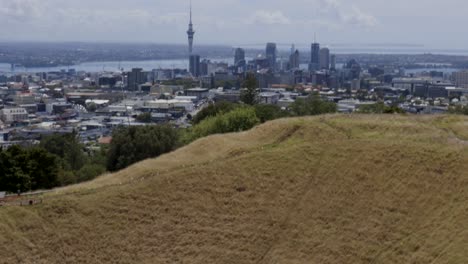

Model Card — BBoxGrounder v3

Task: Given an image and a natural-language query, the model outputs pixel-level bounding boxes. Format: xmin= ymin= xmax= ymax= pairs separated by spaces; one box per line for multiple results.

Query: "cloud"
xmin=311 ymin=0 xmax=377 ymax=28
xmin=344 ymin=7 xmax=378 ymax=27
xmin=243 ymin=0 xmax=377 ymax=30
xmin=248 ymin=10 xmax=291 ymax=25
xmin=0 ymin=0 xmax=380 ymax=43
xmin=0 ymin=0 xmax=43 ymax=21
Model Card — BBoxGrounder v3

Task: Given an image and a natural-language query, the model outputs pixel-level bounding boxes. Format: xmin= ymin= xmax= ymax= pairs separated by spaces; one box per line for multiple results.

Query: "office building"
xmin=200 ymin=59 xmax=209 ymax=76
xmin=234 ymin=48 xmax=245 ymax=66
xmin=189 ymin=54 xmax=201 ymax=77
xmin=0 ymin=108 xmax=28 ymax=123
xmin=319 ymin=48 xmax=330 ymax=70
xmin=330 ymin=54 xmax=336 ymax=70
xmin=289 ymin=50 xmax=300 ymax=70
xmin=310 ymin=42 xmax=320 ymax=71
xmin=453 ymin=71 xmax=468 ymax=88
xmin=266 ymin=43 xmax=277 ymax=70
xmin=127 ymin=68 xmax=146 ymax=91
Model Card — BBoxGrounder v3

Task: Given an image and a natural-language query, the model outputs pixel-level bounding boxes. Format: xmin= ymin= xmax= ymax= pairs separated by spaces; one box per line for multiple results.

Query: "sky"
xmin=0 ymin=0 xmax=466 ymax=49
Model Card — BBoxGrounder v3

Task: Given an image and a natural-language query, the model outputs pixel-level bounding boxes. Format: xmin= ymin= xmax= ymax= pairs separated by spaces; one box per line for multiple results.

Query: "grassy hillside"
xmin=1 ymin=115 xmax=468 ymax=264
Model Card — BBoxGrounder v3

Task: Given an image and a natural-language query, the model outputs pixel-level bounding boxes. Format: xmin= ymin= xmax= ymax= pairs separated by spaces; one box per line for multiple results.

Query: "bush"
xmin=182 ymin=107 xmax=260 ymax=144
xmin=289 ymin=95 xmax=337 ymax=116
xmin=357 ymin=102 xmax=405 ymax=114
xmin=448 ymin=105 xmax=468 ymax=115
xmin=76 ymin=164 xmax=107 ymax=182
xmin=254 ymin=104 xmax=289 ymax=123
xmin=192 ymin=101 xmax=239 ymax=124
xmin=107 ymin=125 xmax=179 ymax=172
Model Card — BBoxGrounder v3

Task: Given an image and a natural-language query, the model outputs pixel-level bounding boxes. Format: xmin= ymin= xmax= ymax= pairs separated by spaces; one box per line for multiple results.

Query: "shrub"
xmin=182 ymin=107 xmax=260 ymax=144
xmin=289 ymin=95 xmax=337 ymax=116
xmin=254 ymin=104 xmax=289 ymax=123
xmin=192 ymin=101 xmax=239 ymax=124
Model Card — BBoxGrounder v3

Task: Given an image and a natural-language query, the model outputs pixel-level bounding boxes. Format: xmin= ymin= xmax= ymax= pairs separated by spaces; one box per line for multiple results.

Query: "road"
xmin=175 ymin=99 xmax=210 ymax=128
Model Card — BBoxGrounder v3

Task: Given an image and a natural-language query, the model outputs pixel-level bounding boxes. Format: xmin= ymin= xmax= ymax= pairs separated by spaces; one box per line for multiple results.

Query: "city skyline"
xmin=1 ymin=0 xmax=468 ymax=49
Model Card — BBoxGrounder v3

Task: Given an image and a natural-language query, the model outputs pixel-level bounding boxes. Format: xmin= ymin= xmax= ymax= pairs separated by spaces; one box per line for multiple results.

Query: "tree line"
xmin=0 ymin=132 xmax=107 ymax=193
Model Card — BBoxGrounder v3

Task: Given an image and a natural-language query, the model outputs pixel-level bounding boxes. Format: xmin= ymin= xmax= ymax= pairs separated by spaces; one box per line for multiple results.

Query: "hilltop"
xmin=1 ymin=115 xmax=468 ymax=264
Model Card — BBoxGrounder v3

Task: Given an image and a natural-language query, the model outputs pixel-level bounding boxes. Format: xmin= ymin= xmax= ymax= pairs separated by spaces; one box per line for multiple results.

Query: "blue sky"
xmin=0 ymin=0 xmax=465 ymax=49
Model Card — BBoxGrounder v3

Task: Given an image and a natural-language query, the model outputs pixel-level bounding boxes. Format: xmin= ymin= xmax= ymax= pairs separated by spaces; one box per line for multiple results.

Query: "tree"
xmin=254 ymin=104 xmax=289 ymax=123
xmin=289 ymin=94 xmax=337 ymax=116
xmin=0 ymin=146 xmax=59 ymax=193
xmin=241 ymin=73 xmax=259 ymax=105
xmin=86 ymin=102 xmax=97 ymax=112
xmin=356 ymin=89 xmax=369 ymax=101
xmin=107 ymin=125 xmax=179 ymax=171
xmin=136 ymin=112 xmax=152 ymax=123
xmin=40 ymin=132 xmax=86 ymax=171
xmin=26 ymin=147 xmax=60 ymax=190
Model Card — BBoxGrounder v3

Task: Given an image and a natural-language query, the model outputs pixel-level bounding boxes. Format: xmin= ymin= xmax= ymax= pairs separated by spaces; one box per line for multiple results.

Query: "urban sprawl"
xmin=2 ymin=7 xmax=468 ymax=151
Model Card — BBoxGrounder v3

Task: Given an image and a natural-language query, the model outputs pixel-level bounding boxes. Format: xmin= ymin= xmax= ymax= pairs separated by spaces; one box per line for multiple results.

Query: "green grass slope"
xmin=1 ymin=115 xmax=468 ymax=264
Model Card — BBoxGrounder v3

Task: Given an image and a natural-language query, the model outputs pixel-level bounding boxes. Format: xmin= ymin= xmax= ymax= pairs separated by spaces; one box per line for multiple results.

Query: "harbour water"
xmin=0 ymin=58 xmax=233 ymax=74
xmin=0 ymin=59 xmax=462 ymax=74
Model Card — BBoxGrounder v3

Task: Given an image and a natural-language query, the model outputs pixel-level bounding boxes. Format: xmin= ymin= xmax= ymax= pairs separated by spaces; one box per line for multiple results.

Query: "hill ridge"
xmin=1 ymin=115 xmax=468 ymax=264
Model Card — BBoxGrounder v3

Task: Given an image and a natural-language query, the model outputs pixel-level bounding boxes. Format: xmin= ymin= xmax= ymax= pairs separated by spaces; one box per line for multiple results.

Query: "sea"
xmin=0 ymin=59 xmax=231 ymax=74
xmin=0 ymin=49 xmax=464 ymax=74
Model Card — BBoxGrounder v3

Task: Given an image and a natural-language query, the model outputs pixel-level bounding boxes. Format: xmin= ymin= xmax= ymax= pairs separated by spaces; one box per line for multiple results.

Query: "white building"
xmin=337 ymin=99 xmax=376 ymax=113
xmin=145 ymin=99 xmax=194 ymax=112
xmin=0 ymin=108 xmax=28 ymax=123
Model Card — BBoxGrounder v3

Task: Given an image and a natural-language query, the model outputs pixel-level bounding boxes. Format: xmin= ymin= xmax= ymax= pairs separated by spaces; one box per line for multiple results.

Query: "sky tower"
xmin=187 ymin=1 xmax=195 ymax=55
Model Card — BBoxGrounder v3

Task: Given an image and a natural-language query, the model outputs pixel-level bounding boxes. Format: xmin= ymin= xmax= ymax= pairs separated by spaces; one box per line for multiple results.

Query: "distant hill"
xmin=1 ymin=115 xmax=468 ymax=264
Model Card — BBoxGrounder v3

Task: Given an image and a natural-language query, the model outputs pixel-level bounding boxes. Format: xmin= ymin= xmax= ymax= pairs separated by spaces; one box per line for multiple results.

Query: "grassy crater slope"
xmin=1 ymin=115 xmax=468 ymax=264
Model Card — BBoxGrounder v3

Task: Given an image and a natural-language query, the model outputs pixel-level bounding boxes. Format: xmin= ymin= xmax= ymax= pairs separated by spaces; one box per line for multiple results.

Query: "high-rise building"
xmin=187 ymin=2 xmax=195 ymax=55
xmin=310 ymin=42 xmax=320 ymax=71
xmin=189 ymin=54 xmax=201 ymax=77
xmin=453 ymin=71 xmax=468 ymax=88
xmin=289 ymin=50 xmax=300 ymax=70
xmin=330 ymin=54 xmax=336 ymax=70
xmin=200 ymin=59 xmax=210 ymax=76
xmin=127 ymin=68 xmax=146 ymax=91
xmin=234 ymin=48 xmax=245 ymax=66
xmin=344 ymin=59 xmax=361 ymax=80
xmin=319 ymin=48 xmax=330 ymax=70
xmin=266 ymin=43 xmax=277 ymax=70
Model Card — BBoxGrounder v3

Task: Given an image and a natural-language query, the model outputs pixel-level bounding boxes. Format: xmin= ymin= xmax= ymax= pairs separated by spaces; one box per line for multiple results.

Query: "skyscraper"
xmin=189 ymin=54 xmax=201 ymax=77
xmin=310 ymin=42 xmax=320 ymax=71
xmin=127 ymin=68 xmax=147 ymax=91
xmin=234 ymin=48 xmax=245 ymax=66
xmin=266 ymin=43 xmax=277 ymax=70
xmin=330 ymin=54 xmax=336 ymax=70
xmin=289 ymin=50 xmax=300 ymax=70
xmin=319 ymin=48 xmax=330 ymax=70
xmin=187 ymin=1 xmax=195 ymax=55
xmin=200 ymin=59 xmax=209 ymax=76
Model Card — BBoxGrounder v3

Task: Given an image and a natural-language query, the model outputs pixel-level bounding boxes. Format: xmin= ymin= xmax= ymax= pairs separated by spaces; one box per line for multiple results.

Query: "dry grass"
xmin=1 ymin=115 xmax=468 ymax=264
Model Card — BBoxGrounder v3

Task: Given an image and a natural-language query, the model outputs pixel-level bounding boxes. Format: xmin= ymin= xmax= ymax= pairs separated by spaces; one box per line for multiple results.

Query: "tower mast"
xmin=187 ymin=0 xmax=195 ymax=55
